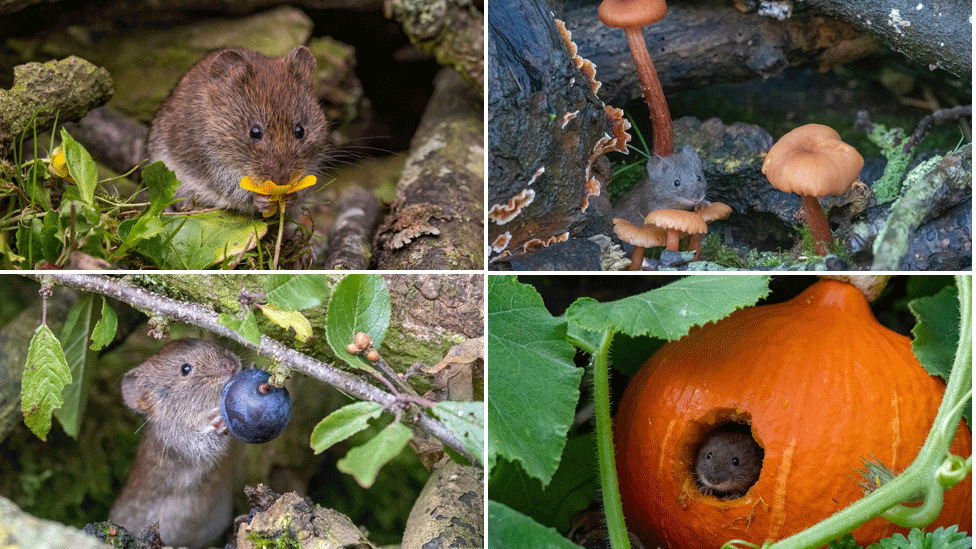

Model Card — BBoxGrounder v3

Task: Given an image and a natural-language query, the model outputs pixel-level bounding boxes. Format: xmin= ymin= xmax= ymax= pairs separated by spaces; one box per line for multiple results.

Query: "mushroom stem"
xmin=629 ymin=246 xmax=645 ymax=271
xmin=801 ymin=195 xmax=832 ymax=256
xmin=665 ymin=229 xmax=681 ymax=251
xmin=690 ymin=234 xmax=702 ymax=261
xmin=624 ymin=26 xmax=673 ymax=157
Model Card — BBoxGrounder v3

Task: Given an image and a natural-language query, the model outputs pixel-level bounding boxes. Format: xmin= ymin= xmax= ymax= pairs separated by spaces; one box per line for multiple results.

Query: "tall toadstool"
xmin=761 ymin=124 xmax=864 ymax=256
xmin=599 ymin=0 xmax=673 ymax=156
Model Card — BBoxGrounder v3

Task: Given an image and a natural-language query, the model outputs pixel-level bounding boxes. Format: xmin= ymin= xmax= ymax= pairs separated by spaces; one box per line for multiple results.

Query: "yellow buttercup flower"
xmin=50 ymin=146 xmax=74 ymax=184
xmin=240 ymin=174 xmax=317 ymax=217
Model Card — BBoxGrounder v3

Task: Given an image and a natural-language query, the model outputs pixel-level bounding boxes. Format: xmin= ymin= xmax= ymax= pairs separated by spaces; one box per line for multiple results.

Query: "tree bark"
xmin=372 ymin=69 xmax=484 ymax=270
xmin=323 ymin=186 xmax=380 ymax=270
xmin=563 ymin=2 xmax=881 ymax=107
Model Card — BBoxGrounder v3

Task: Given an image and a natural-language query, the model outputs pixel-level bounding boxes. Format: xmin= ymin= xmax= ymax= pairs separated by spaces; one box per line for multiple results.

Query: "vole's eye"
xmin=697 ymin=175 xmax=702 ymax=182
xmin=732 ymin=457 xmax=740 ymax=466
xmin=706 ymin=452 xmax=712 ymax=460
xmin=673 ymin=179 xmax=681 ymax=187
xmin=294 ymin=124 xmax=305 ymax=139
xmin=249 ymin=125 xmax=263 ymax=141
xmin=180 ymin=363 xmax=193 ymax=376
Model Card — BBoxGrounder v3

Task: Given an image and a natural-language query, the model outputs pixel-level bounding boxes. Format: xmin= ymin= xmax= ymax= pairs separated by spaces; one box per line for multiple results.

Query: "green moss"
xmin=865 ymin=123 xmax=913 ymax=203
xmin=246 ymin=522 xmax=302 ymax=549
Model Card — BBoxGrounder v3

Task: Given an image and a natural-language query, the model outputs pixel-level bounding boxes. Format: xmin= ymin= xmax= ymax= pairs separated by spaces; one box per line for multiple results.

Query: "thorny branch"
xmin=27 ymin=273 xmax=480 ymax=467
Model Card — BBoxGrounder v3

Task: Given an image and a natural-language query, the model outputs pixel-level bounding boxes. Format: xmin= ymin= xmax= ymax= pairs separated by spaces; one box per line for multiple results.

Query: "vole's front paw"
xmin=208 ymin=407 xmax=228 ymax=435
xmin=252 ymin=193 xmax=274 ymax=215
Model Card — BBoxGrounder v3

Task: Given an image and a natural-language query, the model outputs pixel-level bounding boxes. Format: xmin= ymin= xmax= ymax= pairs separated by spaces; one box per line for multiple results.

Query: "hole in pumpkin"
xmin=684 ymin=415 xmax=764 ymax=500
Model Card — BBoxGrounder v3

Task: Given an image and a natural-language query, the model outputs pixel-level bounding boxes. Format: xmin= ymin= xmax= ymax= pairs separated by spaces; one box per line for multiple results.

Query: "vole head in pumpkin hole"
xmin=693 ymin=422 xmax=764 ymax=500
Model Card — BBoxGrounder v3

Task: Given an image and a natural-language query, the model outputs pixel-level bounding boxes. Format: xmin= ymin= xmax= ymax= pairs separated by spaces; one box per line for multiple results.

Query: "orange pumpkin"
xmin=614 ymin=279 xmax=971 ymax=549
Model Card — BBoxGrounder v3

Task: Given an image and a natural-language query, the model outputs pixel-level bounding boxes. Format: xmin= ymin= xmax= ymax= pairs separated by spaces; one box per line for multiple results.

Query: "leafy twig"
xmin=28 ymin=273 xmax=479 ymax=466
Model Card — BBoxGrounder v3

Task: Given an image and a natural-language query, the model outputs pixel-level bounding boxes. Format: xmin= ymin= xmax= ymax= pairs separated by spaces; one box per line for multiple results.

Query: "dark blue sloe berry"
xmin=220 ymin=369 xmax=291 ymax=444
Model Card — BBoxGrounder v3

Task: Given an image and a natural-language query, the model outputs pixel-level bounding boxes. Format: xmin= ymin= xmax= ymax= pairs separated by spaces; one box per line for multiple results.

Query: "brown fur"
xmin=694 ymin=431 xmax=763 ymax=500
xmin=110 ymin=338 xmax=242 ymax=549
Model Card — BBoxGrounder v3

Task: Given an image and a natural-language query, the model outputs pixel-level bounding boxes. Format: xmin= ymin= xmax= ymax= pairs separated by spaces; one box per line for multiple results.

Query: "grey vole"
xmin=148 ymin=46 xmax=330 ymax=221
xmin=694 ymin=430 xmax=764 ymax=500
xmin=110 ymin=338 xmax=242 ymax=549
xmin=613 ymin=144 xmax=707 ymax=226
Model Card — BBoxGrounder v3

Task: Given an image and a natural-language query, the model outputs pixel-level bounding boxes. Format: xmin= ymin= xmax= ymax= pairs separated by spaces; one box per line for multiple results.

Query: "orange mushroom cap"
xmin=695 ymin=201 xmax=732 ymax=223
xmin=599 ymin=0 xmax=667 ymax=28
xmin=761 ymin=124 xmax=864 ymax=197
xmin=644 ymin=208 xmax=707 ymax=235
xmin=613 ymin=217 xmax=668 ymax=247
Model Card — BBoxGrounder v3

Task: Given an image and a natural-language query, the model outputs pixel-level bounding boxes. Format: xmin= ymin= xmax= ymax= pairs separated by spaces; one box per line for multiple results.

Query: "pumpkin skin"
xmin=614 ymin=279 xmax=972 ymax=549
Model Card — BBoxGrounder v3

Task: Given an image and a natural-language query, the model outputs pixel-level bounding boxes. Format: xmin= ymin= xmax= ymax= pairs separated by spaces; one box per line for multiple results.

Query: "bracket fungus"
xmin=761 ymin=124 xmax=864 ymax=255
xmin=598 ymin=0 xmax=672 ymax=156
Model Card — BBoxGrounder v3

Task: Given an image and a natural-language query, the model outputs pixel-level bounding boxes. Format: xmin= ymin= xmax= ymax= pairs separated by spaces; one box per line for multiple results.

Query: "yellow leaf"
xmin=259 ymin=304 xmax=313 ymax=342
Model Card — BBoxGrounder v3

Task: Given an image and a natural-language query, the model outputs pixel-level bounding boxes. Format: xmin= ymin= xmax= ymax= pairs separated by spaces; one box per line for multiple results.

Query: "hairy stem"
xmin=625 ymin=26 xmax=672 ymax=157
xmin=593 ymin=331 xmax=631 ymax=549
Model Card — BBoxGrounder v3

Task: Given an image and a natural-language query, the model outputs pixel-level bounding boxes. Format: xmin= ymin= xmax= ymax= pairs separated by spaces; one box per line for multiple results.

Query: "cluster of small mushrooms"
xmin=601 ymin=0 xmax=865 ymax=269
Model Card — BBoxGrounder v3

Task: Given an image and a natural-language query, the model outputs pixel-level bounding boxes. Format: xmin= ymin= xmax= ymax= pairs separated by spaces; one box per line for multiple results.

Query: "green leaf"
xmin=489 ymin=434 xmax=598 ymax=534
xmin=40 ymin=210 xmax=61 ymax=264
xmin=325 ymin=274 xmax=391 ymax=372
xmin=218 ymin=310 xmax=262 ymax=346
xmin=566 ymin=275 xmax=771 ymax=340
xmin=54 ymin=294 xmax=94 ymax=438
xmin=310 ymin=401 xmax=384 ymax=454
xmin=829 ymin=534 xmax=862 ymax=549
xmin=264 ymin=275 xmax=334 ymax=310
xmin=432 ymin=401 xmax=484 ymax=465
xmin=876 ymin=526 xmax=972 ymax=549
xmin=909 ymin=285 xmax=969 ymax=425
xmin=487 ymin=500 xmax=583 ymax=549
xmin=487 ymin=276 xmax=580 ymax=485
xmin=59 ymin=128 xmax=97 ymax=206
xmin=337 ymin=420 xmax=412 ymax=488
xmin=89 ymin=297 xmax=118 ymax=351
xmin=116 ymin=162 xmax=182 ymax=256
xmin=137 ymin=211 xmax=267 ymax=269
xmin=22 ymin=324 xmax=72 ymax=441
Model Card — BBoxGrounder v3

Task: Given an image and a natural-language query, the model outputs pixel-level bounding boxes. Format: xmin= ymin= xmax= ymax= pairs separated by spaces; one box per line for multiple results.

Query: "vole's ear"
xmin=121 ymin=369 xmax=152 ymax=416
xmin=208 ymin=49 xmax=249 ymax=83
xmin=646 ymin=155 xmax=665 ymax=178
xmin=286 ymin=46 xmax=316 ymax=83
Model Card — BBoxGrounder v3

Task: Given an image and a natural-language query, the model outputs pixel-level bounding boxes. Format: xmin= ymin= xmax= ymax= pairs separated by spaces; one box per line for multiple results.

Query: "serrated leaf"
xmin=337 ymin=420 xmax=412 ymax=488
xmin=264 ymin=275 xmax=333 ymax=310
xmin=432 ymin=401 xmax=484 ymax=465
xmin=59 ymin=128 xmax=97 ymax=206
xmin=54 ymin=294 xmax=93 ymax=438
xmin=218 ymin=310 xmax=262 ymax=346
xmin=487 ymin=276 xmax=580 ymax=485
xmin=487 ymin=500 xmax=583 ymax=549
xmin=489 ymin=434 xmax=598 ymax=534
xmin=259 ymin=304 xmax=313 ymax=342
xmin=22 ymin=324 xmax=72 ymax=441
xmin=325 ymin=274 xmax=391 ymax=372
xmin=909 ymin=285 xmax=969 ymax=425
xmin=877 ymin=526 xmax=972 ymax=549
xmin=566 ymin=275 xmax=771 ymax=340
xmin=310 ymin=401 xmax=384 ymax=454
xmin=90 ymin=297 xmax=117 ymax=351
xmin=829 ymin=533 xmax=862 ymax=549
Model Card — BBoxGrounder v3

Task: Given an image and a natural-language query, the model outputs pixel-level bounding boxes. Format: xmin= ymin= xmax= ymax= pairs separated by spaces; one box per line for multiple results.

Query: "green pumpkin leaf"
xmin=566 ymin=275 xmax=771 ymax=340
xmin=487 ymin=275 xmax=579 ymax=485
xmin=325 ymin=274 xmax=391 ymax=372
xmin=337 ymin=420 xmax=412 ymax=488
xmin=909 ymin=284 xmax=968 ymax=424
xmin=309 ymin=401 xmax=384 ymax=454
xmin=487 ymin=500 xmax=583 ymax=549
xmin=22 ymin=324 xmax=72 ymax=441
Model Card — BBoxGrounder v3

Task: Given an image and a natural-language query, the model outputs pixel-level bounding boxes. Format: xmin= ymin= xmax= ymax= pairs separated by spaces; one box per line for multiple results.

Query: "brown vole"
xmin=694 ymin=430 xmax=763 ymax=500
xmin=109 ymin=338 xmax=242 ymax=549
xmin=148 ymin=46 xmax=330 ymax=221
xmin=613 ymin=144 xmax=707 ymax=226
